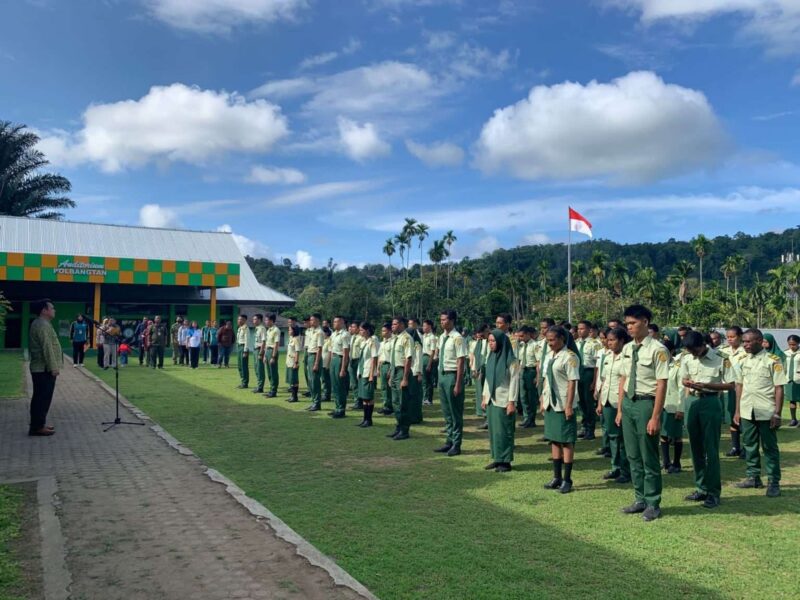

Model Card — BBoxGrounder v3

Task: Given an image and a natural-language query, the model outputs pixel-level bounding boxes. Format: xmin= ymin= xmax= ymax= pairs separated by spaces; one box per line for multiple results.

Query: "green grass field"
xmin=0 ymin=351 xmax=24 ymax=399
xmin=0 ymin=485 xmax=25 ymax=600
xmin=85 ymin=354 xmax=800 ymax=599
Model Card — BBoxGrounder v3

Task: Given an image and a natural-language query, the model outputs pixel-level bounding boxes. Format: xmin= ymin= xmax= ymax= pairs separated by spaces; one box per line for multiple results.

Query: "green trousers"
xmin=520 ymin=367 xmax=538 ymax=421
xmin=488 ymin=403 xmax=516 ymax=463
xmin=331 ymin=355 xmax=349 ymax=412
xmin=741 ymin=417 xmax=781 ymax=483
xmin=380 ymin=363 xmax=393 ymax=411
xmin=254 ymin=353 xmax=266 ymax=390
xmin=621 ymin=396 xmax=662 ymax=508
xmin=686 ymin=395 xmax=722 ymax=497
xmin=302 ymin=352 xmax=309 ymax=391
xmin=603 ymin=404 xmax=630 ymax=477
xmin=305 ymin=355 xmax=321 ymax=407
xmin=349 ymin=359 xmax=359 ymax=401
xmin=578 ymin=368 xmax=597 ymax=429
xmin=321 ymin=367 xmax=331 ymax=401
xmin=265 ymin=348 xmax=279 ymax=394
xmin=391 ymin=367 xmax=411 ymax=433
xmin=474 ymin=369 xmax=486 ymax=417
xmin=410 ymin=374 xmax=423 ymax=424
xmin=422 ymin=354 xmax=435 ymax=403
xmin=438 ymin=371 xmax=465 ymax=446
xmin=237 ymin=345 xmax=249 ymax=386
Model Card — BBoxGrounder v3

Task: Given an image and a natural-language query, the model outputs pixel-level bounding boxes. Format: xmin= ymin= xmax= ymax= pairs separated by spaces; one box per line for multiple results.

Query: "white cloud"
xmin=337 ymin=117 xmax=391 ymax=161
xmin=295 ymin=250 xmax=313 ymax=269
xmin=298 ymin=38 xmax=361 ymax=70
xmin=522 ymin=233 xmax=551 ymax=245
xmin=266 ymin=180 xmax=380 ymax=206
xmin=246 ymin=165 xmax=306 ymax=184
xmin=405 ymin=139 xmax=464 ymax=167
xmin=424 ymin=30 xmax=457 ymax=50
xmin=792 ymin=70 xmax=800 ymax=86
xmin=448 ymin=44 xmax=512 ymax=80
xmin=474 ymin=71 xmax=729 ymax=183
xmin=476 ymin=236 xmax=500 ymax=254
xmin=39 ymin=83 xmax=288 ymax=173
xmin=145 ymin=0 xmax=308 ymax=33
xmin=216 ymin=224 xmax=271 ymax=258
xmin=605 ymin=0 xmax=800 ymax=56
xmin=139 ymin=204 xmax=180 ymax=228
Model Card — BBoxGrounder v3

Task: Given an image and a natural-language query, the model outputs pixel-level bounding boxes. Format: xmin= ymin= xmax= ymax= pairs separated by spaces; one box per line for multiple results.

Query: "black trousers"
xmin=139 ymin=343 xmax=146 ymax=364
xmin=149 ymin=345 xmax=165 ymax=368
xmin=72 ymin=341 xmax=85 ymax=365
xmin=179 ymin=346 xmax=188 ymax=365
xmin=97 ymin=344 xmax=105 ymax=368
xmin=189 ymin=346 xmax=200 ymax=368
xmin=210 ymin=344 xmax=219 ymax=365
xmin=30 ymin=371 xmax=57 ymax=432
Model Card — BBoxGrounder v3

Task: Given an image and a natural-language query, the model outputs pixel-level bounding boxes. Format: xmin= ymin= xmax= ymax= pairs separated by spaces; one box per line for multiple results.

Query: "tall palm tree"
xmin=382 ymin=238 xmax=396 ymax=289
xmin=730 ymin=254 xmax=746 ymax=309
xmin=589 ymin=250 xmax=609 ymax=291
xmin=443 ymin=230 xmax=457 ymax=298
xmin=671 ymin=260 xmax=695 ymax=305
xmin=428 ymin=239 xmax=447 ymax=290
xmin=571 ymin=260 xmax=586 ymax=291
xmin=536 ymin=259 xmax=550 ymax=300
xmin=0 ymin=121 xmax=74 ymax=219
xmin=459 ymin=259 xmax=474 ymax=292
xmin=691 ymin=234 xmax=711 ymax=298
xmin=401 ymin=217 xmax=417 ymax=271
xmin=720 ymin=256 xmax=735 ymax=296
xmin=609 ymin=258 xmax=628 ymax=297
xmin=416 ymin=222 xmax=429 ymax=278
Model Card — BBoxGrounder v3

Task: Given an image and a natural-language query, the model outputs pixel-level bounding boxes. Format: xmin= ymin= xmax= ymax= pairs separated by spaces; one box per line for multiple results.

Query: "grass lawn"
xmin=0 ymin=351 xmax=24 ymax=399
xmin=86 ymin=354 xmax=800 ymax=599
xmin=0 ymin=485 xmax=25 ymax=600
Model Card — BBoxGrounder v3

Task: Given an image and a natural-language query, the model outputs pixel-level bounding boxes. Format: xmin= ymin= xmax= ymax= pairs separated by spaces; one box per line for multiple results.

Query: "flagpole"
xmin=567 ymin=209 xmax=573 ymax=324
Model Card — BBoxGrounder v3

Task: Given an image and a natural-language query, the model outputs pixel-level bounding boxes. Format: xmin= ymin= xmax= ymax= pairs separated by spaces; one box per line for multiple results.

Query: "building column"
xmin=92 ymin=283 xmax=101 ymax=348
xmin=210 ymin=288 xmax=217 ymax=322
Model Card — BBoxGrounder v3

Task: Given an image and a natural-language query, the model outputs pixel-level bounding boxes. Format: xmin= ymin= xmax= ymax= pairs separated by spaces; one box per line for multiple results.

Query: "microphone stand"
xmin=84 ymin=315 xmax=145 ymax=432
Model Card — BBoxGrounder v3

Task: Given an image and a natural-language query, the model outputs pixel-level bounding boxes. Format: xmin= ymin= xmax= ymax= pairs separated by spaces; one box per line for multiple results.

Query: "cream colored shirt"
xmin=359 ymin=336 xmax=380 ymax=378
xmin=350 ymin=334 xmax=364 ymax=362
xmin=541 ymin=348 xmax=580 ymax=411
xmin=379 ymin=336 xmax=393 ymax=365
xmin=598 ymin=351 xmax=624 ymax=409
xmin=521 ymin=339 xmax=538 ymax=368
xmin=390 ymin=330 xmax=413 ymax=368
xmin=784 ymin=348 xmax=800 ymax=383
xmin=331 ymin=329 xmax=351 ymax=356
xmin=254 ymin=324 xmax=267 ymax=349
xmin=438 ymin=329 xmax=467 ymax=371
xmin=735 ymin=350 xmax=787 ymax=420
xmin=482 ymin=361 xmax=521 ymax=408
xmin=304 ymin=326 xmax=322 ymax=353
xmin=322 ymin=337 xmax=332 ymax=369
xmin=286 ymin=337 xmax=301 ymax=368
xmin=423 ymin=332 xmax=438 ymax=356
xmin=620 ymin=336 xmax=670 ymax=397
xmin=577 ymin=337 xmax=601 ymax=369
xmin=664 ymin=355 xmax=686 ymax=414
xmin=265 ymin=325 xmax=280 ymax=349
xmin=411 ymin=342 xmax=423 ymax=376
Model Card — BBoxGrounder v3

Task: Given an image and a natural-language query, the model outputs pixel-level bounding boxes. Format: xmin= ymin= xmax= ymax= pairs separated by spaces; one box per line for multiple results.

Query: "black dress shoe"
xmin=265 ymin=391 xmax=277 ymax=397
xmin=544 ymin=478 xmax=562 ymax=490
xmin=766 ymin=482 xmax=781 ymax=497
xmin=614 ymin=475 xmax=631 ymax=484
xmin=725 ymin=447 xmax=741 ymax=457
xmin=595 ymin=448 xmax=608 ymax=456
xmin=484 ymin=462 xmax=499 ymax=470
xmin=252 ymin=388 xmax=264 ymax=393
xmin=378 ymin=407 xmax=394 ymax=415
xmin=642 ymin=506 xmax=662 ymax=522
xmin=702 ymin=496 xmax=721 ymax=509
xmin=684 ymin=491 xmax=707 ymax=502
xmin=495 ymin=463 xmax=512 ymax=473
xmin=360 ymin=421 xmax=373 ymax=428
xmin=558 ymin=480 xmax=573 ymax=494
xmin=308 ymin=405 xmax=321 ymax=412
xmin=667 ymin=464 xmax=682 ymax=474
xmin=621 ymin=501 xmax=647 ymax=514
xmin=303 ymin=391 xmax=311 ymax=397
xmin=577 ymin=430 xmax=586 ymax=439
xmin=287 ymin=397 xmax=298 ymax=403
xmin=477 ymin=422 xmax=488 ymax=430
xmin=734 ymin=477 xmax=763 ymax=489
xmin=434 ymin=443 xmax=453 ymax=453
xmin=387 ymin=429 xmax=400 ymax=438
xmin=393 ymin=432 xmax=409 ymax=440
xmin=331 ymin=412 xmax=346 ymax=419
xmin=602 ymin=470 xmax=620 ymax=480
xmin=236 ymin=384 xmax=248 ymax=389
xmin=518 ymin=419 xmax=532 ymax=428
xmin=327 ymin=411 xmax=336 ymax=416
xmin=583 ymin=431 xmax=596 ymax=441
xmin=446 ymin=445 xmax=461 ymax=457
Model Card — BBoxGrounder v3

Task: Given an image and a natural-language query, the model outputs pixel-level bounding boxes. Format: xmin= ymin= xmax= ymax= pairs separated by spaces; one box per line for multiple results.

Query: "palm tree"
xmin=382 ymin=238 xmax=396 ymax=289
xmin=730 ymin=254 xmax=746 ymax=309
xmin=394 ymin=232 xmax=411 ymax=281
xmin=443 ymin=230 xmax=457 ymax=298
xmin=0 ymin=121 xmax=74 ymax=219
xmin=536 ymin=259 xmax=550 ymax=300
xmin=459 ymin=259 xmax=474 ymax=292
xmin=691 ymin=234 xmax=711 ymax=298
xmin=571 ymin=260 xmax=586 ymax=291
xmin=609 ymin=258 xmax=628 ymax=297
xmin=634 ymin=267 xmax=658 ymax=303
xmin=428 ymin=239 xmax=447 ymax=290
xmin=416 ymin=222 xmax=429 ymax=278
xmin=721 ymin=256 xmax=735 ymax=296
xmin=671 ymin=260 xmax=695 ymax=305
xmin=401 ymin=217 xmax=417 ymax=271
xmin=589 ymin=250 xmax=609 ymax=291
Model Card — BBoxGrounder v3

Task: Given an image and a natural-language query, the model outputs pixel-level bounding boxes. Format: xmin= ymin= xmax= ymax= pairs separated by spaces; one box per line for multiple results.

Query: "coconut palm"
xmin=416 ymin=222 xmax=429 ymax=278
xmin=428 ymin=239 xmax=447 ymax=290
xmin=383 ymin=238 xmax=396 ymax=289
xmin=692 ymin=234 xmax=711 ymax=298
xmin=536 ymin=259 xmax=550 ymax=300
xmin=671 ymin=260 xmax=695 ymax=305
xmin=443 ymin=230 xmax=457 ymax=298
xmin=729 ymin=254 xmax=746 ymax=309
xmin=0 ymin=121 xmax=74 ymax=219
xmin=609 ymin=258 xmax=628 ymax=297
xmin=720 ymin=256 xmax=735 ymax=296
xmin=589 ymin=250 xmax=609 ymax=291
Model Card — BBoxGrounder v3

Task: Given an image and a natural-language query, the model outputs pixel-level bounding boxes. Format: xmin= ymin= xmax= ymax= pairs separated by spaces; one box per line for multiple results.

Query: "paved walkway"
xmin=0 ymin=362 xmax=366 ymax=600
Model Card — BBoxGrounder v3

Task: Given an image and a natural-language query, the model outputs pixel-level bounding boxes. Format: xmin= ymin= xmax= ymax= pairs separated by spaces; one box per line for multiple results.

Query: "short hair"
xmin=497 ymin=313 xmax=512 ymax=325
xmin=540 ymin=317 xmax=556 ymax=327
xmin=608 ymin=319 xmax=622 ymax=328
xmin=788 ymin=335 xmax=800 ymax=344
xmin=606 ymin=326 xmax=631 ymax=344
xmin=322 ymin=326 xmax=332 ymax=336
xmin=333 ymin=315 xmax=346 ymax=322
xmin=409 ymin=317 xmax=419 ymax=324
xmin=441 ymin=310 xmax=458 ymax=323
xmin=623 ymin=304 xmax=652 ymax=322
xmin=382 ymin=321 xmax=392 ymax=331
xmin=727 ymin=325 xmax=743 ymax=337
xmin=559 ymin=321 xmax=572 ymax=330
xmin=578 ymin=320 xmax=592 ymax=328
xmin=254 ymin=313 xmax=264 ymax=321
xmin=677 ymin=325 xmax=691 ymax=333
xmin=682 ymin=331 xmax=706 ymax=349
xmin=266 ymin=313 xmax=277 ymax=323
xmin=31 ymin=299 xmax=52 ymax=315
xmin=648 ymin=323 xmax=660 ymax=333
xmin=393 ymin=316 xmax=408 ymax=326
xmin=311 ymin=312 xmax=322 ymax=321
xmin=177 ymin=316 xmax=184 ymax=322
xmin=239 ymin=314 xmax=248 ymax=320
xmin=521 ymin=325 xmax=535 ymax=334
xmin=360 ymin=321 xmax=375 ymax=335
xmin=477 ymin=323 xmax=490 ymax=333
xmin=663 ymin=339 xmax=676 ymax=354
xmin=744 ymin=328 xmax=763 ymax=340
xmin=423 ymin=319 xmax=434 ymax=328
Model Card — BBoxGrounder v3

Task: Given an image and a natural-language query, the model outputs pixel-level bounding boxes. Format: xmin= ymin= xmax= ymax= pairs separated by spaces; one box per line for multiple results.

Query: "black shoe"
xmin=595 ymin=448 xmax=608 ymax=456
xmin=236 ymin=384 xmax=248 ymax=389
xmin=558 ymin=480 xmax=573 ymax=494
xmin=577 ymin=430 xmax=586 ymax=439
xmin=393 ymin=432 xmax=410 ymax=440
xmin=327 ymin=411 xmax=336 ymax=416
xmin=387 ymin=429 xmax=400 ymax=438
xmin=614 ymin=475 xmax=631 ymax=484
xmin=287 ymin=397 xmax=298 ymax=403
xmin=434 ymin=443 xmax=453 ymax=453
xmin=519 ymin=418 xmax=532 ymax=428
xmin=735 ymin=477 xmax=763 ymax=489
xmin=302 ymin=391 xmax=311 ymax=397
xmin=484 ymin=462 xmax=499 ymax=470
xmin=331 ymin=412 xmax=346 ymax=419
xmin=642 ymin=506 xmax=662 ymax=522
xmin=725 ymin=447 xmax=741 ymax=457
xmin=790 ymin=419 xmax=799 ymax=427
xmin=702 ymin=496 xmax=721 ymax=509
xmin=308 ymin=405 xmax=321 ymax=412
xmin=378 ymin=407 xmax=394 ymax=415
xmin=583 ymin=431 xmax=596 ymax=441
xmin=477 ymin=422 xmax=488 ymax=430
xmin=621 ymin=501 xmax=647 ymax=514
xmin=544 ymin=478 xmax=562 ymax=490
xmin=360 ymin=421 xmax=373 ymax=428
xmin=602 ymin=470 xmax=620 ymax=480
xmin=667 ymin=464 xmax=682 ymax=474
xmin=495 ymin=463 xmax=512 ymax=473
xmin=252 ymin=388 xmax=264 ymax=393
xmin=766 ymin=482 xmax=781 ymax=497
xmin=685 ymin=491 xmax=707 ymax=502
xmin=603 ymin=451 xmax=612 ymax=458
xmin=266 ymin=391 xmax=277 ymax=398
xmin=446 ymin=445 xmax=461 ymax=457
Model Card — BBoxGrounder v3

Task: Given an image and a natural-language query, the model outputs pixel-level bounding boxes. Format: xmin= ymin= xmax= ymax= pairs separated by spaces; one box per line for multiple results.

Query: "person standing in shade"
xmin=409 ymin=328 xmax=425 ymax=425
xmin=595 ymin=326 xmax=631 ymax=484
xmin=263 ymin=314 xmax=280 ymax=397
xmin=200 ymin=320 xmax=210 ymax=364
xmin=378 ymin=322 xmax=394 ymax=416
xmin=253 ymin=314 xmax=268 ymax=393
xmin=734 ymin=328 xmax=786 ymax=497
xmin=421 ymin=319 xmax=438 ymax=406
xmin=170 ymin=317 xmax=182 ymax=365
xmin=719 ymin=326 xmax=747 ymax=456
xmin=616 ymin=304 xmax=669 ymax=522
xmin=28 ymin=299 xmax=61 ymax=436
xmin=329 ymin=316 xmax=351 ymax=418
xmin=434 ymin=310 xmax=467 ymax=456
xmin=356 ymin=322 xmax=380 ymax=427
xmin=285 ymin=325 xmax=301 ymax=403
xmin=304 ymin=313 xmax=324 ymax=412
xmin=69 ymin=314 xmax=88 ymax=367
xmin=207 ymin=320 xmax=219 ymax=366
xmin=388 ymin=316 xmax=414 ymax=440
xmin=784 ymin=335 xmax=800 ymax=426
xmin=321 ymin=327 xmax=332 ymax=403
xmin=576 ymin=320 xmax=599 ymax=441
xmin=660 ymin=340 xmax=685 ymax=474
xmin=133 ymin=315 xmax=147 ymax=366
xmin=236 ymin=314 xmax=252 ymax=388
xmin=349 ymin=322 xmax=364 ymax=410
xmin=540 ymin=326 xmax=580 ymax=493
xmin=187 ymin=320 xmax=202 ymax=369
xmin=680 ymin=331 xmax=735 ymax=509
xmin=147 ymin=315 xmax=168 ymax=369
xmin=178 ymin=319 xmax=191 ymax=366
xmin=217 ymin=320 xmax=234 ymax=368
xmin=518 ymin=326 xmax=539 ymax=428
xmin=471 ymin=324 xmax=490 ymax=430
xmin=482 ymin=329 xmax=520 ymax=473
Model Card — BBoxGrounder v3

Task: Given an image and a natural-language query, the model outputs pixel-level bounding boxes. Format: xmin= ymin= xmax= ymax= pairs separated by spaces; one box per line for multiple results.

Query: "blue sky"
xmin=2 ymin=0 xmax=800 ymax=269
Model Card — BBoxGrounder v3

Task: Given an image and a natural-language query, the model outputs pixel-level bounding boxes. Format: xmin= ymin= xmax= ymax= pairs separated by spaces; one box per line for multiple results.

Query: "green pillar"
xmin=20 ymin=301 xmax=30 ymax=349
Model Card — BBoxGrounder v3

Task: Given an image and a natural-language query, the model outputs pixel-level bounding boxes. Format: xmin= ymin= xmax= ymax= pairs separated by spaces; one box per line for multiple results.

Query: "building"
xmin=0 ymin=215 xmax=294 ymax=349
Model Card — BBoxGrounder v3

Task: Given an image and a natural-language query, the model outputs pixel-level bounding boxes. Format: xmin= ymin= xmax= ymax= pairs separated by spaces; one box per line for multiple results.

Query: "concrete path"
xmin=0 ymin=362 xmax=367 ymax=600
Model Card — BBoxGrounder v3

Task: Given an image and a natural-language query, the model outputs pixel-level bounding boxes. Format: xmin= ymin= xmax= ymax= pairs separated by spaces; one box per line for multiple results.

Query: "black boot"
xmin=287 ymin=386 xmax=298 ymax=403
xmin=660 ymin=439 xmax=671 ymax=471
xmin=727 ymin=430 xmax=741 ymax=456
xmin=361 ymin=404 xmax=374 ymax=427
xmin=672 ymin=440 xmax=683 ymax=471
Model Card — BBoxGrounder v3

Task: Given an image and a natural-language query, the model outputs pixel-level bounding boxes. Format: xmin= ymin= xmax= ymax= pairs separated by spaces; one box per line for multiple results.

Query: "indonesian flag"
xmin=569 ymin=207 xmax=592 ymax=239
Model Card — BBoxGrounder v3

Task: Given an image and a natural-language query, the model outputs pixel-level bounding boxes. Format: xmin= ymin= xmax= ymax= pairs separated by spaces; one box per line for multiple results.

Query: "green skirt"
xmin=544 ymin=409 xmax=577 ymax=444
xmin=785 ymin=382 xmax=800 ymax=404
xmin=286 ymin=367 xmax=299 ymax=386
xmin=660 ymin=411 xmax=684 ymax=439
xmin=358 ymin=377 xmax=376 ymax=400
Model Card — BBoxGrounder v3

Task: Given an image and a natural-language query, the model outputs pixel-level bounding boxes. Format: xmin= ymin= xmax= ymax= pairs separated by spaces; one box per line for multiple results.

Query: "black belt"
xmin=630 ymin=394 xmax=655 ymax=402
xmin=442 ymin=370 xmax=457 ymax=374
xmin=692 ymin=392 xmax=719 ymax=398
xmin=393 ymin=366 xmax=404 ymax=371
xmin=524 ymin=367 xmax=536 ymax=371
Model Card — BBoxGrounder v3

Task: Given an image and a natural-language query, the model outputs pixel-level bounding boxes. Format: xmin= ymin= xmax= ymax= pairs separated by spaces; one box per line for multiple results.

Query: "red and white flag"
xmin=568 ymin=207 xmax=592 ymax=239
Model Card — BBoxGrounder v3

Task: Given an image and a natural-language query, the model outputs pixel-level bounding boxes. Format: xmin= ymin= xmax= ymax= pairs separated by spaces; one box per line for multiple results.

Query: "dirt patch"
xmin=3 ymin=481 xmax=44 ymax=600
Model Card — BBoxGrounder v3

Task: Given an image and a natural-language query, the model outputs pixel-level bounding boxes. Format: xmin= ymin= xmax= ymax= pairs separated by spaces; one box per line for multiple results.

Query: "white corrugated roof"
xmin=0 ymin=215 xmax=294 ymax=305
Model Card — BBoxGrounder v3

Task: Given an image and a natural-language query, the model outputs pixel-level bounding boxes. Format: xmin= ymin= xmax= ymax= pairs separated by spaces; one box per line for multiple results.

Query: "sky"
xmin=2 ymin=0 xmax=800 ymax=270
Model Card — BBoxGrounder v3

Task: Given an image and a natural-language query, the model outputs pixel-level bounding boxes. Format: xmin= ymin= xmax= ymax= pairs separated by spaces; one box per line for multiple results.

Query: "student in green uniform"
xmin=660 ymin=339 xmax=685 ymax=474
xmin=434 ymin=310 xmax=467 ymax=456
xmin=422 ymin=320 xmax=438 ymax=406
xmin=617 ymin=304 xmax=669 ymax=522
xmin=253 ymin=314 xmax=267 ymax=394
xmin=482 ymin=329 xmax=519 ymax=473
xmin=264 ymin=314 xmax=281 ymax=397
xmin=285 ymin=325 xmax=301 ymax=403
xmin=518 ymin=326 xmax=539 ymax=428
xmin=536 ymin=318 xmax=556 ymax=394
xmin=348 ymin=322 xmax=364 ymax=410
xmin=463 ymin=328 xmax=474 ymax=388
xmin=388 ymin=316 xmax=414 ymax=440
xmin=471 ymin=324 xmax=490 ymax=430
xmin=236 ymin=314 xmax=253 ymax=389
xmin=719 ymin=326 xmax=747 ymax=456
xmin=329 ymin=316 xmax=351 ymax=418
xmin=409 ymin=328 xmax=425 ymax=424
xmin=301 ymin=317 xmax=311 ymax=397
xmin=680 ymin=331 xmax=735 ymax=509
xmin=304 ymin=314 xmax=323 ymax=412
xmin=784 ymin=335 xmax=800 ymax=427
xmin=378 ymin=323 xmax=394 ymax=416
xmin=356 ymin=322 xmax=380 ymax=427
xmin=593 ymin=328 xmax=612 ymax=458
xmin=576 ymin=320 xmax=600 ymax=440
xmin=734 ymin=328 xmax=786 ymax=497
xmin=321 ymin=327 xmax=332 ymax=404
xmin=540 ymin=326 xmax=581 ymax=493
xmin=595 ymin=326 xmax=631 ymax=484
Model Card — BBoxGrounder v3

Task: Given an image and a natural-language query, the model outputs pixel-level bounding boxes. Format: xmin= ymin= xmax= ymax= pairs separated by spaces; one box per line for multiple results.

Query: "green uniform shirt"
xmin=390 ymin=330 xmax=413 ymax=369
xmin=598 ymin=351 xmax=624 ymax=409
xmin=148 ymin=322 xmax=168 ymax=346
xmin=735 ymin=349 xmax=787 ymax=420
xmin=541 ymin=348 xmax=580 ymax=411
xmin=438 ymin=329 xmax=467 ymax=371
xmin=621 ymin=336 xmax=670 ymax=397
xmin=29 ymin=317 xmax=63 ymax=373
xmin=331 ymin=329 xmax=351 ymax=356
xmin=170 ymin=322 xmax=181 ymax=344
